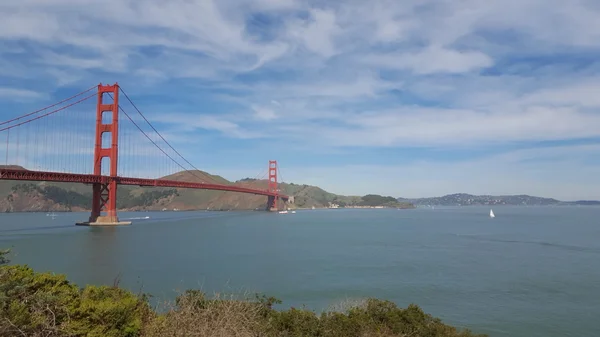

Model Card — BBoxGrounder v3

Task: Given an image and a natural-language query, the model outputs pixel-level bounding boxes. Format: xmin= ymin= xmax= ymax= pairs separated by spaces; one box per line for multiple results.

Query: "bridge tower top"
xmin=268 ymin=160 xmax=278 ymax=210
xmin=94 ymin=83 xmax=119 ymax=177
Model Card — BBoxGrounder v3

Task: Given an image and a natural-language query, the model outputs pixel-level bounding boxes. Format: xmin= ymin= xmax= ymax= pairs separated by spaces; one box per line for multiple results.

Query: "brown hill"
xmin=0 ymin=169 xmax=414 ymax=212
xmin=0 ymin=165 xmax=28 ymax=170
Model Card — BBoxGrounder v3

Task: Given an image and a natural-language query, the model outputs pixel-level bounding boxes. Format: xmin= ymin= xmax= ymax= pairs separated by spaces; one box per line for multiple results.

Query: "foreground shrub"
xmin=143 ymin=290 xmax=266 ymax=337
xmin=0 ymin=265 xmax=80 ymax=336
xmin=145 ymin=290 xmax=487 ymax=337
xmin=0 ymin=265 xmax=150 ymax=336
xmin=264 ymin=298 xmax=485 ymax=337
xmin=1 ymin=263 xmax=487 ymax=337
xmin=68 ymin=285 xmax=151 ymax=336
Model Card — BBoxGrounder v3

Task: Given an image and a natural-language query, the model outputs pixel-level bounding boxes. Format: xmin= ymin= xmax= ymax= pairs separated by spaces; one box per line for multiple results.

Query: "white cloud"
xmin=150 ymin=113 xmax=263 ymax=139
xmin=0 ymin=88 xmax=45 ymax=100
xmin=287 ymin=9 xmax=340 ymax=57
xmin=365 ymin=46 xmax=494 ymax=74
xmin=1 ymin=0 xmax=598 ymax=83
xmin=521 ymin=81 xmax=600 ymax=108
xmin=166 ymin=76 xmax=600 ymax=148
xmin=38 ymin=51 xmax=127 ymax=71
xmin=324 ymin=105 xmax=600 ymax=147
xmin=252 ymin=105 xmax=277 ymax=121
xmin=2 ymin=0 xmax=600 ymax=198
xmin=44 ymin=69 xmax=84 ymax=87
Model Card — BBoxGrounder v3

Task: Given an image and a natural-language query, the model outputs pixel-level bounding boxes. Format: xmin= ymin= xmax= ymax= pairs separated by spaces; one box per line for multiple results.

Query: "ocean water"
xmin=1 ymin=206 xmax=599 ymax=336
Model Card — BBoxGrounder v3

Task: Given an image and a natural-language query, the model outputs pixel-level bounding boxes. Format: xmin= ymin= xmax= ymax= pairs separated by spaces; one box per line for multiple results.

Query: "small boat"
xmin=291 ymin=210 xmax=296 ymax=214
xmin=278 ymin=210 xmax=288 ymax=214
xmin=489 ymin=209 xmax=495 ymax=218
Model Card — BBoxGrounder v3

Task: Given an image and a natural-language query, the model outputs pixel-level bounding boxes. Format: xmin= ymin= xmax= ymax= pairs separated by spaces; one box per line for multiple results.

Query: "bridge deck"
xmin=0 ymin=168 xmax=289 ymax=200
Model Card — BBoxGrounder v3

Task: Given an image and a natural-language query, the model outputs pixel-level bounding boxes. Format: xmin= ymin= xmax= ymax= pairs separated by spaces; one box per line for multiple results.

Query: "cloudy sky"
xmin=1 ymin=0 xmax=600 ymax=200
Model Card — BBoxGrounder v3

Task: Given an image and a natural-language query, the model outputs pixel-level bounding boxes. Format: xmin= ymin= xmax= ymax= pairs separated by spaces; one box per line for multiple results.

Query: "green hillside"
xmin=0 ymin=169 xmax=414 ymax=212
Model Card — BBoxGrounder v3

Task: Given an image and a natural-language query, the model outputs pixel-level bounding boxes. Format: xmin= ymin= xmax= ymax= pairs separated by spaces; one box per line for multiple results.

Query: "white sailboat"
xmin=489 ymin=209 xmax=495 ymax=218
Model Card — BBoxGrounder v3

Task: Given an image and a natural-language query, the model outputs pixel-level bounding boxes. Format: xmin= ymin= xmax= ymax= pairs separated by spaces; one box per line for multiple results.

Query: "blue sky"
xmin=1 ymin=0 xmax=600 ymax=200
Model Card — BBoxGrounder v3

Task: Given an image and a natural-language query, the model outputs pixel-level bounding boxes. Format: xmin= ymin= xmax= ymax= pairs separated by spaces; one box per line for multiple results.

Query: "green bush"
xmin=268 ymin=307 xmax=322 ymax=336
xmin=0 ymin=262 xmax=486 ymax=337
xmin=0 ymin=265 xmax=150 ymax=336
xmin=69 ymin=286 xmax=151 ymax=337
xmin=0 ymin=265 xmax=80 ymax=335
xmin=261 ymin=298 xmax=486 ymax=337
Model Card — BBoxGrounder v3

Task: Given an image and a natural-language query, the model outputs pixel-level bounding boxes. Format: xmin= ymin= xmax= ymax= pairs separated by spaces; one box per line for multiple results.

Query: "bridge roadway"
xmin=0 ymin=168 xmax=289 ymax=200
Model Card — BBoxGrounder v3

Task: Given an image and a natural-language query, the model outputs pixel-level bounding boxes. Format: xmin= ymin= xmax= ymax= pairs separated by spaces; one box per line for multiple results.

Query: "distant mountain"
xmin=562 ymin=200 xmax=600 ymax=206
xmin=0 ymin=167 xmax=415 ymax=212
xmin=397 ymin=193 xmax=600 ymax=206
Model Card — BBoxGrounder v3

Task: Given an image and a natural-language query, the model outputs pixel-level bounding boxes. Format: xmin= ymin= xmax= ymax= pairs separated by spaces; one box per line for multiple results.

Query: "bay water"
xmin=1 ymin=206 xmax=599 ymax=336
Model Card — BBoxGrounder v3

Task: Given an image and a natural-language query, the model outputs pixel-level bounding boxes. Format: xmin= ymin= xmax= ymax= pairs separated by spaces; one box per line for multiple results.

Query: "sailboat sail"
xmin=489 ymin=209 xmax=495 ymax=218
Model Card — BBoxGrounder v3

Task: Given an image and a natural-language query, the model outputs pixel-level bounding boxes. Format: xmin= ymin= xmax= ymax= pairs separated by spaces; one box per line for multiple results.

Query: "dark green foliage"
xmin=0 ymin=265 xmax=150 ymax=337
xmin=359 ymin=194 xmax=399 ymax=206
xmin=0 ymin=264 xmax=486 ymax=337
xmin=319 ymin=312 xmax=361 ymax=337
xmin=11 ymin=183 xmax=33 ymax=194
xmin=356 ymin=194 xmax=414 ymax=208
xmin=69 ymin=286 xmax=150 ymax=337
xmin=11 ymin=183 xmax=91 ymax=209
xmin=269 ymin=307 xmax=321 ymax=336
xmin=262 ymin=298 xmax=487 ymax=337
xmin=43 ymin=186 xmax=92 ymax=208
xmin=117 ymin=189 xmax=178 ymax=209
xmin=0 ymin=265 xmax=81 ymax=335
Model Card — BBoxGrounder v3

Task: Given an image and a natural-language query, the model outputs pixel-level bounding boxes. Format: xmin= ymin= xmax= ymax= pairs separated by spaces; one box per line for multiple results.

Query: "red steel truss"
xmin=0 ymin=168 xmax=289 ymax=199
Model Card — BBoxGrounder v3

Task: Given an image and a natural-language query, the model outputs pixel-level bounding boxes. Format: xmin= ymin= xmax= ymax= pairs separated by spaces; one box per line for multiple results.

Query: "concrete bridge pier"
xmin=267 ymin=195 xmax=294 ymax=211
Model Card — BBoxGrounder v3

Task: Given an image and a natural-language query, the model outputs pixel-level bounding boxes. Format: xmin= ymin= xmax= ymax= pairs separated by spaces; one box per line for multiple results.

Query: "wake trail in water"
xmin=0 ymin=224 xmax=76 ymax=233
xmin=455 ymin=234 xmax=600 ymax=254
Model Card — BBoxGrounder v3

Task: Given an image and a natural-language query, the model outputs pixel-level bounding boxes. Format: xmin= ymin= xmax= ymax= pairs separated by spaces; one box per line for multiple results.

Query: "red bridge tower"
xmin=83 ymin=83 xmax=129 ymax=225
xmin=267 ymin=160 xmax=279 ymax=211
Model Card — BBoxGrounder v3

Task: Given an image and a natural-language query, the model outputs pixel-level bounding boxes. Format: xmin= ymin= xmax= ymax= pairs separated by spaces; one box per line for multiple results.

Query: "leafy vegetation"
xmin=0 ymin=261 xmax=486 ymax=337
xmin=358 ymin=194 xmax=405 ymax=207
xmin=10 ymin=183 xmax=91 ymax=209
xmin=117 ymin=189 xmax=179 ymax=209
xmin=0 ymin=264 xmax=151 ymax=336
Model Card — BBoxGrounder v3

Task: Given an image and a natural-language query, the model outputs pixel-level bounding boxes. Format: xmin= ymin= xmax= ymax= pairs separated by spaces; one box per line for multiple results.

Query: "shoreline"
xmin=4 ymin=203 xmax=598 ymax=214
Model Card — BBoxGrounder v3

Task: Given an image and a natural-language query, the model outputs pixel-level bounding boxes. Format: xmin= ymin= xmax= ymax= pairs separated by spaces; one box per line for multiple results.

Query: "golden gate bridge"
xmin=0 ymin=83 xmax=289 ymax=225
